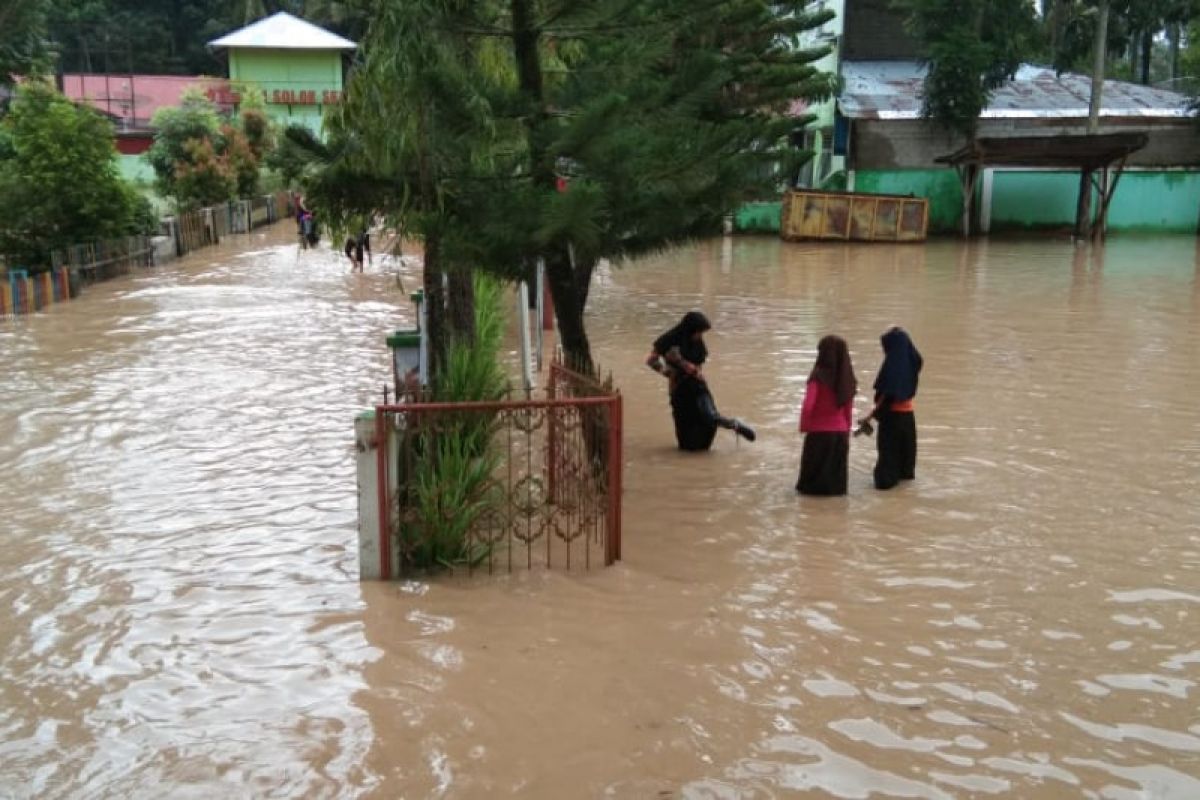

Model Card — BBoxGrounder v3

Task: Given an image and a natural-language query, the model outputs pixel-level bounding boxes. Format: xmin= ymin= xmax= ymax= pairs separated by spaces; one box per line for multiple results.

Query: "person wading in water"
xmin=797 ymin=335 xmax=857 ymax=496
xmin=646 ymin=311 xmax=755 ymax=451
xmin=858 ymin=326 xmax=923 ymax=490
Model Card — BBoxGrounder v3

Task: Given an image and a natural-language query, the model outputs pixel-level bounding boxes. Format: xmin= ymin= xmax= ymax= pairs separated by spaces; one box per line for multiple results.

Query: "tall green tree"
xmin=500 ymin=0 xmax=839 ymax=370
xmin=147 ymin=90 xmax=270 ymax=209
xmin=1 ymin=0 xmax=51 ymax=85
xmin=896 ymin=0 xmax=1040 ymax=137
xmin=302 ymin=0 xmax=837 ymax=374
xmin=0 ymin=83 xmax=153 ymax=265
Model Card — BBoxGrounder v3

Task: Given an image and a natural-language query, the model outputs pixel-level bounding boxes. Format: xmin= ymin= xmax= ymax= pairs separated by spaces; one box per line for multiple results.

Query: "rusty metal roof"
xmin=936 ymin=132 xmax=1149 ymax=169
xmin=839 ymin=61 xmax=1192 ymax=121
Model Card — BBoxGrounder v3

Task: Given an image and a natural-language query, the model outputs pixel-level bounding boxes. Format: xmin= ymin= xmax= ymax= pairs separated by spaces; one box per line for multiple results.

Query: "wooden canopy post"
xmin=958 ymin=164 xmax=980 ymax=238
xmin=1075 ymin=167 xmax=1094 ymax=239
xmin=1092 ymin=156 xmax=1129 ymax=242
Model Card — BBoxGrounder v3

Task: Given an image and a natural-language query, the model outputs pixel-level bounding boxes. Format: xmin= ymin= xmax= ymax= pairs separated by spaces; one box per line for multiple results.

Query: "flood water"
xmin=2 ymin=224 xmax=1199 ymax=798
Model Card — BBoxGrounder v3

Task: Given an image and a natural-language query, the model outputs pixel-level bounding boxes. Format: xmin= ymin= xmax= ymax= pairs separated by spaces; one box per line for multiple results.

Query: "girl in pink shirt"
xmin=796 ymin=335 xmax=857 ymax=495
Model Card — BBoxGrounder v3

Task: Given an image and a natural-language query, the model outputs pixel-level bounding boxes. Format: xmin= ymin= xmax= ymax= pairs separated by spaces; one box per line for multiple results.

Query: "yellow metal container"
xmin=781 ymin=189 xmax=929 ymax=243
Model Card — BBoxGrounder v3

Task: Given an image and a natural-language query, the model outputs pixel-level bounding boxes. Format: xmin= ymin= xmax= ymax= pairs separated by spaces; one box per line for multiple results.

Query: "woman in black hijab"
xmin=859 ymin=326 xmax=923 ymax=490
xmin=646 ymin=311 xmax=755 ymax=451
xmin=797 ymin=335 xmax=857 ymax=495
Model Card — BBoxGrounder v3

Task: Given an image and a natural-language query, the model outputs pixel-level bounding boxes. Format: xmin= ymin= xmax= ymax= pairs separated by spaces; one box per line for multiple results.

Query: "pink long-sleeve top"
xmin=799 ymin=379 xmax=853 ymax=433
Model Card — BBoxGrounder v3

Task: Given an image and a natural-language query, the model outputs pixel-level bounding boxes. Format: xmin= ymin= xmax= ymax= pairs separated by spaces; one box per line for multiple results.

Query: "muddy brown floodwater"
xmin=2 ymin=224 xmax=1199 ymax=799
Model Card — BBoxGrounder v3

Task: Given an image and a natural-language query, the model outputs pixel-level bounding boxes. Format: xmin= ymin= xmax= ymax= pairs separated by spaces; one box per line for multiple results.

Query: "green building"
xmin=209 ymin=12 xmax=356 ymax=134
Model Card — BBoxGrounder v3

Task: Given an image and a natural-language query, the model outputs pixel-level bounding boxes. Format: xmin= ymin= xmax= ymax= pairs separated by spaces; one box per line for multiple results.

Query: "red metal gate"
xmin=374 ymin=359 xmax=621 ymax=577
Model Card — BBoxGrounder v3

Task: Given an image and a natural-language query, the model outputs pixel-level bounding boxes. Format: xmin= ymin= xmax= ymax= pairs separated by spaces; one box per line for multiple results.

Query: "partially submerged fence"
xmin=358 ymin=357 xmax=623 ymax=579
xmin=1 ymin=267 xmax=72 ymax=316
xmin=52 ymin=236 xmax=153 ymax=286
xmin=2 ymin=193 xmax=295 ymax=316
xmin=168 ymin=193 xmax=295 ymax=257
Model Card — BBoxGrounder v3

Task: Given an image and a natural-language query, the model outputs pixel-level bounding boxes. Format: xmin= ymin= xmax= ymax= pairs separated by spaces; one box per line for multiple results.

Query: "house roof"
xmin=208 ymin=12 xmax=356 ymax=51
xmin=839 ymin=61 xmax=1192 ymax=121
xmin=61 ymin=74 xmax=230 ymax=130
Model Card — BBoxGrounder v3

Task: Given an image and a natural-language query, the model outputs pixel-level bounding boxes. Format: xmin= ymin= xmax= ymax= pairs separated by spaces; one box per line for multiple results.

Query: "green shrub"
xmin=0 ymin=83 xmax=154 ymax=269
xmin=400 ymin=274 xmax=511 ymax=572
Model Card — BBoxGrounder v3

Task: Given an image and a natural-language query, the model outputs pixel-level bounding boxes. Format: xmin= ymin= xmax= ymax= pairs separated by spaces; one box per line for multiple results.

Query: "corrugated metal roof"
xmin=209 ymin=12 xmax=356 ymax=51
xmin=839 ymin=61 xmax=1191 ymax=120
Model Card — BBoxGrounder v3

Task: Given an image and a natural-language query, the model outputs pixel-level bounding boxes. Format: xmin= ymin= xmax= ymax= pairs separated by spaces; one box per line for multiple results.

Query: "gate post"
xmin=357 ymin=412 xmax=384 ymax=579
xmin=606 ymin=394 xmax=623 ymax=564
xmin=358 ymin=410 xmax=400 ymax=579
xmin=547 ymin=366 xmax=559 ymax=503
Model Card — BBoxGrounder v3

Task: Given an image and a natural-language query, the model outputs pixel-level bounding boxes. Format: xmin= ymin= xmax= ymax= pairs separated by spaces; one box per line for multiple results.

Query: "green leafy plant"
xmin=400 ymin=274 xmax=511 ymax=573
xmin=0 ymin=82 xmax=153 ymax=269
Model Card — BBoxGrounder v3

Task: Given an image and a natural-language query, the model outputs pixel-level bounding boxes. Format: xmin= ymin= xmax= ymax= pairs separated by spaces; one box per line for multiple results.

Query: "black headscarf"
xmin=873 ymin=327 xmax=923 ymax=402
xmin=809 ymin=335 xmax=857 ymax=407
xmin=654 ymin=311 xmax=711 ymax=365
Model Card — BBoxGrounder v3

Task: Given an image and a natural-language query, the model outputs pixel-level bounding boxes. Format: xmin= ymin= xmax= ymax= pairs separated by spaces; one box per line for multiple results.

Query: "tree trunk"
xmin=446 ymin=267 xmax=475 ymax=343
xmin=1129 ymin=35 xmax=1138 ymax=79
xmin=509 ymin=0 xmax=595 ymax=375
xmin=422 ymin=233 xmax=447 ymax=381
xmin=1075 ymin=169 xmax=1093 ymax=239
xmin=1140 ymin=29 xmax=1153 ymax=85
xmin=545 ymin=247 xmax=594 ymax=371
xmin=1088 ymin=0 xmax=1110 ymax=134
xmin=1169 ymin=23 xmax=1181 ymax=84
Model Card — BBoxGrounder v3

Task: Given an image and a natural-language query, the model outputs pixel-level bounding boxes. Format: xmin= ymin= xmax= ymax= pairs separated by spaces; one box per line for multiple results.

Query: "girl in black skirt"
xmin=646 ymin=311 xmax=755 ymax=451
xmin=859 ymin=327 xmax=923 ymax=490
xmin=797 ymin=335 xmax=857 ymax=495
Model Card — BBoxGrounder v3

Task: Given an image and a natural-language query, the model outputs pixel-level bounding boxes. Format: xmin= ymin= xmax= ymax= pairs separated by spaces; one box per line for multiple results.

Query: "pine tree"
xmin=493 ymin=0 xmax=839 ymax=371
xmin=305 ymin=0 xmax=838 ymax=376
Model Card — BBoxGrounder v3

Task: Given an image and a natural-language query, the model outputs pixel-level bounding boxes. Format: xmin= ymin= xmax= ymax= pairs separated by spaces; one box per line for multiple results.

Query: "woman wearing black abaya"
xmin=796 ymin=335 xmax=857 ymax=496
xmin=859 ymin=327 xmax=923 ymax=490
xmin=646 ymin=311 xmax=755 ymax=451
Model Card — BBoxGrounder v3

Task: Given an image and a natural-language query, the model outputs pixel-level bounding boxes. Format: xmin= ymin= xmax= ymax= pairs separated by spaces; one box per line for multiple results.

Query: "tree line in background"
xmin=895 ymin=0 xmax=1200 ymax=136
xmin=1 ymin=0 xmax=367 ymax=79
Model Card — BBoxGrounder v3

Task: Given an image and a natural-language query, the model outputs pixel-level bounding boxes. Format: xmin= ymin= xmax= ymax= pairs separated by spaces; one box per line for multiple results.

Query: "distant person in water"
xmin=646 ymin=311 xmax=755 ymax=451
xmin=797 ymin=335 xmax=857 ymax=496
xmin=858 ymin=326 xmax=923 ymax=490
xmin=344 ymin=228 xmax=370 ymax=272
xmin=295 ymin=196 xmax=319 ymax=248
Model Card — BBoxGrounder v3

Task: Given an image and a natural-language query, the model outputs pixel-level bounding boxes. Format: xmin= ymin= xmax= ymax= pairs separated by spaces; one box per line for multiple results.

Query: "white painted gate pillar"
xmin=356 ymin=411 xmax=399 ymax=580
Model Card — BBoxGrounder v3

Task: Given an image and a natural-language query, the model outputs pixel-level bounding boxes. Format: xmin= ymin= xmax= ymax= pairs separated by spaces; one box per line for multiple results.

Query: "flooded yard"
xmin=2 ymin=225 xmax=1198 ymax=797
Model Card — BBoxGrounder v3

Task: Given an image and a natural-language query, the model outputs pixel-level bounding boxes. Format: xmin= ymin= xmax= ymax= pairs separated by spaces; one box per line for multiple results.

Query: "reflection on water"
xmin=2 ymin=227 xmax=1199 ymax=798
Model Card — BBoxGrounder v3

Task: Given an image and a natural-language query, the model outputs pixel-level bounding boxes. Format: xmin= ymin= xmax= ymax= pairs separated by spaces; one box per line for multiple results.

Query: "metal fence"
xmin=167 ymin=193 xmax=293 ymax=257
xmin=373 ymin=357 xmax=622 ymax=577
xmin=51 ymin=236 xmax=153 ymax=285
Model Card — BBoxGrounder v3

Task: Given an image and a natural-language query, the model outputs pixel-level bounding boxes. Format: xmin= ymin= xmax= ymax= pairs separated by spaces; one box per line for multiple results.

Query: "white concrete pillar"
xmin=356 ymin=411 xmax=399 ymax=580
xmin=356 ymin=412 xmax=382 ymax=580
xmin=980 ymin=168 xmax=995 ymax=234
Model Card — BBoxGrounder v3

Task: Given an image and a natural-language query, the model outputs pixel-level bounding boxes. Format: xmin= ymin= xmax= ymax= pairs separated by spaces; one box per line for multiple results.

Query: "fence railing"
xmin=5 ymin=192 xmax=296 ymax=315
xmin=370 ymin=358 xmax=622 ymax=578
xmin=1 ymin=268 xmax=72 ymax=316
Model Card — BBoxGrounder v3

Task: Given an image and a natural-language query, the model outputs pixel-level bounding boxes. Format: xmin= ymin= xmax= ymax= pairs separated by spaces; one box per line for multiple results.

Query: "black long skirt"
xmin=874 ymin=409 xmax=917 ymax=490
xmin=670 ymin=380 xmax=719 ymax=452
xmin=796 ymin=432 xmax=850 ymax=495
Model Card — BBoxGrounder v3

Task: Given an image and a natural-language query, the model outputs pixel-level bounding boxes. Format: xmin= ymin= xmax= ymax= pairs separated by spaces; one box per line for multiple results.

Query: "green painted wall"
xmin=118 ymin=153 xmax=155 ymax=183
xmin=736 ymin=169 xmax=1199 ymax=239
xmin=990 ymin=171 xmax=1097 ymax=232
xmin=854 ymin=169 xmax=963 ymax=233
xmin=735 ymin=201 xmax=782 ymax=233
xmin=990 ymin=170 xmax=1200 ymax=233
xmin=229 ymin=48 xmax=344 ymax=133
xmin=1106 ymin=171 xmax=1200 ymax=232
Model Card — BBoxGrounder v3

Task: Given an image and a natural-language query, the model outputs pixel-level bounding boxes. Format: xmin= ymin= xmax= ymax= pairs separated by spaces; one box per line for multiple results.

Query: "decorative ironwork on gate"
xmin=374 ymin=355 xmax=622 ymax=577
